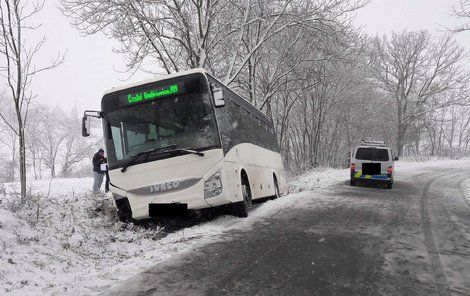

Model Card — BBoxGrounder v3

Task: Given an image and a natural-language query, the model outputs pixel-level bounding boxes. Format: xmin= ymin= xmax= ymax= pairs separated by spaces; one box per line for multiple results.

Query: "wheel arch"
xmin=240 ymin=168 xmax=249 ymax=184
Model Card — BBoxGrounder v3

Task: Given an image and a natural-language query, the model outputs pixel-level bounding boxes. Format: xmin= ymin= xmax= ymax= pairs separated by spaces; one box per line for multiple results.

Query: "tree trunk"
xmin=18 ymin=122 xmax=27 ymax=202
xmin=396 ymin=103 xmax=406 ymax=157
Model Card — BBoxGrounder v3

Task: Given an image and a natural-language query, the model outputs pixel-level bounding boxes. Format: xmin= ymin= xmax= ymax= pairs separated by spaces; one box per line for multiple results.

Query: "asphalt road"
xmin=101 ymin=164 xmax=470 ymax=296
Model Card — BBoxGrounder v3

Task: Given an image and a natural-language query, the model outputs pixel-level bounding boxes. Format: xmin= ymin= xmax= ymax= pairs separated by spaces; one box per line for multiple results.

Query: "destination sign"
xmin=127 ymin=84 xmax=180 ymax=104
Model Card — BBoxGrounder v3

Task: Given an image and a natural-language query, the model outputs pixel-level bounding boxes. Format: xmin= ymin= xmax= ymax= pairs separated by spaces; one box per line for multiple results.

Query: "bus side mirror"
xmin=394 ymin=156 xmax=399 ymax=161
xmin=212 ymin=85 xmax=225 ymax=107
xmin=82 ymin=116 xmax=90 ymax=137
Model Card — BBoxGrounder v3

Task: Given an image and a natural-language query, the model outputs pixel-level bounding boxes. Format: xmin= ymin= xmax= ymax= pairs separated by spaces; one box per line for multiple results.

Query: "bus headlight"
xmin=204 ymin=172 xmax=222 ymax=199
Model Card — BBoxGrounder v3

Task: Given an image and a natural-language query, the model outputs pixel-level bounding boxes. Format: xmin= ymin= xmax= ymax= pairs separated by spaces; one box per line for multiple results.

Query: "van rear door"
xmin=355 ymin=147 xmax=390 ymax=174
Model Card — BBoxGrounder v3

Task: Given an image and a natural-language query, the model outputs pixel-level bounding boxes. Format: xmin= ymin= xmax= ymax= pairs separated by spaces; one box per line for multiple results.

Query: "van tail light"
xmin=387 ymin=166 xmax=393 ymax=175
xmin=351 ymin=163 xmax=356 ymax=172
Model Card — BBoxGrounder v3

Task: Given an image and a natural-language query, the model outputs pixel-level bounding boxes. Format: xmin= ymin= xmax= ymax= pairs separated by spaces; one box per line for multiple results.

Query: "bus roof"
xmin=103 ymin=68 xmax=208 ymax=96
xmin=102 ymin=67 xmax=272 ymax=123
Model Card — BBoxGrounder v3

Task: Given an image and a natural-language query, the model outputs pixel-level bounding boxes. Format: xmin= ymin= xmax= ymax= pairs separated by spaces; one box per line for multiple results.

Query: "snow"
xmin=394 ymin=157 xmax=470 ymax=172
xmin=0 ymin=158 xmax=468 ymax=295
xmin=288 ymin=167 xmax=349 ymax=193
xmin=288 ymin=157 xmax=470 ymax=194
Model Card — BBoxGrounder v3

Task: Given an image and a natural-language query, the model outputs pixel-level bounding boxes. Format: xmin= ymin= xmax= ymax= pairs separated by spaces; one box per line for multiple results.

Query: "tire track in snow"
xmin=434 ymin=173 xmax=470 ymax=295
xmin=421 ymin=173 xmax=454 ymax=296
xmin=456 ymin=176 xmax=470 ymax=210
xmin=450 ymin=175 xmax=470 ymax=239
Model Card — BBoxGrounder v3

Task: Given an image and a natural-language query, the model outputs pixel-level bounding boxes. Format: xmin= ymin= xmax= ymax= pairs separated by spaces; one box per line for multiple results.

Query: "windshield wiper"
xmin=120 ymin=146 xmax=204 ymax=173
xmin=148 ymin=147 xmax=205 ymax=159
xmin=168 ymin=148 xmax=205 ymax=157
xmin=121 ymin=145 xmax=177 ymax=173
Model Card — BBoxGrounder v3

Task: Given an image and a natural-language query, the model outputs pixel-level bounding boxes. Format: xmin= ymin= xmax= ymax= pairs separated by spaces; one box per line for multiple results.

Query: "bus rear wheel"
xmin=233 ymin=175 xmax=252 ymax=218
xmin=271 ymin=176 xmax=280 ymax=200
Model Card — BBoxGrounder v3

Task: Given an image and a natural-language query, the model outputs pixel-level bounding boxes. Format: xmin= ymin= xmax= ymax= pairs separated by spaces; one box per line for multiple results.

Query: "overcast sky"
xmin=24 ymin=0 xmax=470 ymax=112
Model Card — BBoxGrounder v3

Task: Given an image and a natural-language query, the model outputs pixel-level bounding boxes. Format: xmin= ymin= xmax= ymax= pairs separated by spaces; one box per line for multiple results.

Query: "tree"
xmin=59 ymin=0 xmax=374 ymax=174
xmin=368 ymin=31 xmax=468 ymax=156
xmin=452 ymin=0 xmax=470 ymax=32
xmin=60 ymin=106 xmax=96 ymax=177
xmin=60 ymin=0 xmax=368 ymax=82
xmin=34 ymin=106 xmax=68 ymax=178
xmin=0 ymin=0 xmax=64 ymax=200
xmin=0 ymin=95 xmax=18 ymax=181
xmin=24 ymin=103 xmax=100 ymax=179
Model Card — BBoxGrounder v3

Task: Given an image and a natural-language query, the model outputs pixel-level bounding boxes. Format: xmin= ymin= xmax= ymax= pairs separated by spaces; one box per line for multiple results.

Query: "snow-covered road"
xmin=100 ymin=160 xmax=470 ymax=296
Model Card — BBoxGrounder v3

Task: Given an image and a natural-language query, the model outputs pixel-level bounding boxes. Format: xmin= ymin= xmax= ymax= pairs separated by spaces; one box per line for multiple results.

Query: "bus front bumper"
xmin=112 ymin=180 xmax=233 ymax=220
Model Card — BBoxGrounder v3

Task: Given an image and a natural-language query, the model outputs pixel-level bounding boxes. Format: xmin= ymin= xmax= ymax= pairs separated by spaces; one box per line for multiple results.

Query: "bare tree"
xmin=60 ymin=0 xmax=368 ymax=82
xmin=456 ymin=106 xmax=470 ymax=150
xmin=0 ymin=0 xmax=64 ymax=200
xmin=0 ymin=95 xmax=18 ymax=180
xmin=60 ymin=106 xmax=96 ymax=177
xmin=368 ymin=31 xmax=468 ymax=156
xmin=25 ymin=103 xmax=47 ymax=179
xmin=35 ymin=106 xmax=69 ymax=178
xmin=58 ymin=0 xmax=470 ymax=173
xmin=451 ymin=0 xmax=470 ymax=32
xmin=23 ymin=103 xmax=100 ymax=179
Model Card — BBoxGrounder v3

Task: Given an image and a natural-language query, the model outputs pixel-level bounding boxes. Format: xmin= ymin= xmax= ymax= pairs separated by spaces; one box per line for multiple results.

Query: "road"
xmin=101 ymin=163 xmax=470 ymax=296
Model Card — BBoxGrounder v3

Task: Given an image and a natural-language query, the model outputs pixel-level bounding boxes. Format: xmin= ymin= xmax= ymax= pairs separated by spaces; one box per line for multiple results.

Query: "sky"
xmin=15 ymin=0 xmax=470 ymax=112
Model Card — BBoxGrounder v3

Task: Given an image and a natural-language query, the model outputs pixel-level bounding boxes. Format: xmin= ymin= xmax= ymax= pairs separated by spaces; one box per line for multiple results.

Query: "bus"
xmin=82 ymin=68 xmax=287 ymax=221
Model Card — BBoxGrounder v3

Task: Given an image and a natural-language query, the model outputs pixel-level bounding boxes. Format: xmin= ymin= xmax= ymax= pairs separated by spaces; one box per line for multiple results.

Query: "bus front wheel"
xmin=233 ymin=175 xmax=252 ymax=218
xmin=115 ymin=197 xmax=133 ymax=223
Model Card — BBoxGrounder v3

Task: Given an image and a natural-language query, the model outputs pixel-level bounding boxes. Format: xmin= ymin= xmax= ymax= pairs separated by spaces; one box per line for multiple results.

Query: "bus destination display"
xmin=127 ymin=84 xmax=180 ymax=104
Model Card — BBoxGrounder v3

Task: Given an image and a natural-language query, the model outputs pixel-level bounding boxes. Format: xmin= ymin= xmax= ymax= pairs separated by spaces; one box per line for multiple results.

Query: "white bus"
xmin=82 ymin=68 xmax=287 ymax=221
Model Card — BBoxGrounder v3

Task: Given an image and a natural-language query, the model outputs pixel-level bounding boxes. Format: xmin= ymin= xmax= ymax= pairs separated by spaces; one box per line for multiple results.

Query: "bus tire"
xmin=233 ymin=175 xmax=252 ymax=218
xmin=115 ymin=198 xmax=133 ymax=223
xmin=271 ymin=176 xmax=280 ymax=200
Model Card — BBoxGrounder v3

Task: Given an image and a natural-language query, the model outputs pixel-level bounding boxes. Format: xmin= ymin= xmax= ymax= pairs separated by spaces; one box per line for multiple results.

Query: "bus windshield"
xmin=102 ymin=74 xmax=220 ymax=168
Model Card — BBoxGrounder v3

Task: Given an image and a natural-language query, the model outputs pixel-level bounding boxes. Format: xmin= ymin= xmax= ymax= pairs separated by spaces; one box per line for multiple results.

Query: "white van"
xmin=350 ymin=140 xmax=397 ymax=189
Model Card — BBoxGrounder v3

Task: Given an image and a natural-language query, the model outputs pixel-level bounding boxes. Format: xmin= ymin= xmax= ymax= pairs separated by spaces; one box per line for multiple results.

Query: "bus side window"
xmin=226 ymin=100 xmax=241 ymax=149
xmin=214 ymin=91 xmax=241 ymax=152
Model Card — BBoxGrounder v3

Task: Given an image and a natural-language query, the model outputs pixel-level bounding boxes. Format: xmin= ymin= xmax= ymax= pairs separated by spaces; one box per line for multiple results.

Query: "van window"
xmin=355 ymin=148 xmax=389 ymax=161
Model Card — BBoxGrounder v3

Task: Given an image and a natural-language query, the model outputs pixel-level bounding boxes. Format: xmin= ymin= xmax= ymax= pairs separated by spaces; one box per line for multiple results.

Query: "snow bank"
xmin=288 ymin=167 xmax=349 ymax=193
xmin=1 ymin=178 xmax=309 ymax=296
xmin=2 ymin=157 xmax=469 ymax=295
xmin=395 ymin=157 xmax=470 ymax=172
xmin=0 ymin=180 xmax=166 ymax=296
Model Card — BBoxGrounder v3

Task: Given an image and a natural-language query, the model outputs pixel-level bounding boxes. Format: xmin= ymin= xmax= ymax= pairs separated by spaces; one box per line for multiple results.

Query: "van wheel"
xmin=233 ymin=175 xmax=252 ymax=218
xmin=350 ymin=178 xmax=356 ymax=186
xmin=271 ymin=176 xmax=280 ymax=200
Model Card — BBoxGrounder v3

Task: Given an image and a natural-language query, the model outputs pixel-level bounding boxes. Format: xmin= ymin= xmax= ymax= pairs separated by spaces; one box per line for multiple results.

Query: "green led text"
xmin=128 ymin=84 xmax=179 ymax=104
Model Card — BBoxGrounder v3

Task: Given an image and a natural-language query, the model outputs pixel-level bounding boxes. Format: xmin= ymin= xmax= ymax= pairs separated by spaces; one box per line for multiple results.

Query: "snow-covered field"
xmin=0 ymin=158 xmax=466 ymax=295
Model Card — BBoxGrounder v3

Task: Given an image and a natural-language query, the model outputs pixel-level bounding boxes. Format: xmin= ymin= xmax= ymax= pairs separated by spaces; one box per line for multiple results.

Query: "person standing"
xmin=92 ymin=148 xmax=107 ymax=193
